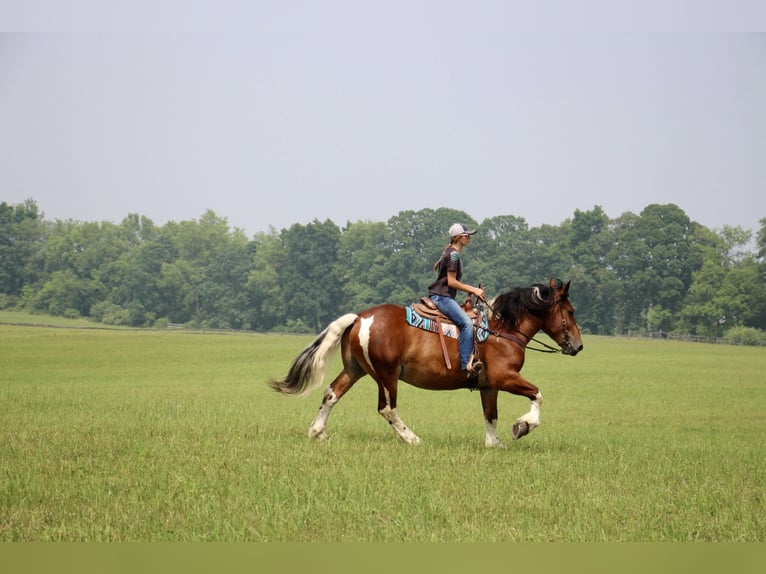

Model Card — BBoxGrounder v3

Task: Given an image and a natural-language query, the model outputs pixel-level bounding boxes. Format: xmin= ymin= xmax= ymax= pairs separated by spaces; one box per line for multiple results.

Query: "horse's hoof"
xmin=485 ymin=441 xmax=507 ymax=449
xmin=308 ymin=429 xmax=328 ymax=440
xmin=512 ymin=421 xmax=530 ymax=440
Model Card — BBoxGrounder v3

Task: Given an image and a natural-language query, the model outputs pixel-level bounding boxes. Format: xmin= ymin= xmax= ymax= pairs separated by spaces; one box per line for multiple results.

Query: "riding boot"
xmin=466 ymin=353 xmax=483 ymax=376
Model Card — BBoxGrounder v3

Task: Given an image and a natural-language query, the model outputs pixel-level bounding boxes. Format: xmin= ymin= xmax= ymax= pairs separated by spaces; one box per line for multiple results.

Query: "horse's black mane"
xmin=491 ymin=280 xmax=564 ymax=328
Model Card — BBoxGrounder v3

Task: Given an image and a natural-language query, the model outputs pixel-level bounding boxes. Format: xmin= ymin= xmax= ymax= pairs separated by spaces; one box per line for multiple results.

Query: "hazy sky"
xmin=2 ymin=2 xmax=765 ymax=237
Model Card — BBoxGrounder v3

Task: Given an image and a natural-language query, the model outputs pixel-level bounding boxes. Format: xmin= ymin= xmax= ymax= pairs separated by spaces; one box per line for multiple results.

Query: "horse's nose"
xmin=566 ymin=343 xmax=583 ymax=356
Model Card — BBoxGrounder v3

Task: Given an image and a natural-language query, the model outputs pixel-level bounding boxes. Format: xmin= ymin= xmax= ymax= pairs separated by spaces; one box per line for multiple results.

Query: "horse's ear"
xmin=563 ymin=281 xmax=571 ymax=295
xmin=549 ymin=278 xmax=563 ymax=290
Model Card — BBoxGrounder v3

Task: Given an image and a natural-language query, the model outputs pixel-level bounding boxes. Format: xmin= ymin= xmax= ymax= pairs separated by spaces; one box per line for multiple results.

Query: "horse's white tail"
xmin=268 ymin=313 xmax=358 ymax=396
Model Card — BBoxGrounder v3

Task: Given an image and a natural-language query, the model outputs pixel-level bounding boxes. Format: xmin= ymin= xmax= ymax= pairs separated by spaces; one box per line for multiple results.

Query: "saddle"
xmin=412 ymin=296 xmax=480 ymax=322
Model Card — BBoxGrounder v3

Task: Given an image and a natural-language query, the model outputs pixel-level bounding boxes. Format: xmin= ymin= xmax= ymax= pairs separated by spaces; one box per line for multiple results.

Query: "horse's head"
xmin=542 ymin=278 xmax=583 ymax=356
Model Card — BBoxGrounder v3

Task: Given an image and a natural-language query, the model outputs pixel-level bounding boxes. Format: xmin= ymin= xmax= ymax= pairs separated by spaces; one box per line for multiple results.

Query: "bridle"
xmin=477 ymin=294 xmax=572 ymax=354
xmin=556 ymin=297 xmax=575 ymax=354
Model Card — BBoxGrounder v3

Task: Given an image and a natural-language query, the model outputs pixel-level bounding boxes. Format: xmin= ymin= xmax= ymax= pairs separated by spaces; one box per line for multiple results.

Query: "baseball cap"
xmin=449 ymin=223 xmax=477 ymax=237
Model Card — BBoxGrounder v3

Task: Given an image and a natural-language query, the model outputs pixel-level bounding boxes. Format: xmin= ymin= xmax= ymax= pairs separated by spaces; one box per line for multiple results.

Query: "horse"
xmin=269 ymin=278 xmax=583 ymax=447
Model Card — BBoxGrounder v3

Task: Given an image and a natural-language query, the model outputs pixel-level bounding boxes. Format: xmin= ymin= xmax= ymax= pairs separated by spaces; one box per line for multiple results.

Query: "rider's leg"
xmin=430 ymin=295 xmax=475 ymax=370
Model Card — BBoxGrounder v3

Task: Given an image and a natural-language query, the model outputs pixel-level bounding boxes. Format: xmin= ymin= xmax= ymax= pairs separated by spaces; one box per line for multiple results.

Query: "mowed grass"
xmin=1 ymin=319 xmax=764 ymax=541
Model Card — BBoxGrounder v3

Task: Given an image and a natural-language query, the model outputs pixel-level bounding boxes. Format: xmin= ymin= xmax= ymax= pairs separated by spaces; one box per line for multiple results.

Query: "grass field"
xmin=1 ymin=312 xmax=764 ymax=541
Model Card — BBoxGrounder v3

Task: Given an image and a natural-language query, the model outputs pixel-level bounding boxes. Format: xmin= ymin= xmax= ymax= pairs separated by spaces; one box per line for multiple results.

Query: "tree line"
xmin=2 ymin=199 xmax=765 ymax=343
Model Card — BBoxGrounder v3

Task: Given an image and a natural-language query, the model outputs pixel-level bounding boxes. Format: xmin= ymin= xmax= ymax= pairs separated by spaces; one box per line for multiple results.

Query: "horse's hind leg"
xmin=308 ymin=369 xmax=361 ymax=440
xmin=377 ymin=379 xmax=421 ymax=445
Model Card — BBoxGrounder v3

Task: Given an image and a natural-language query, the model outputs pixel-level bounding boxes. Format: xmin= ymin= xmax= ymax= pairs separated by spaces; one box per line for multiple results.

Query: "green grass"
xmin=0 ymin=309 xmax=110 ymax=328
xmin=1 ymin=318 xmax=764 ymax=541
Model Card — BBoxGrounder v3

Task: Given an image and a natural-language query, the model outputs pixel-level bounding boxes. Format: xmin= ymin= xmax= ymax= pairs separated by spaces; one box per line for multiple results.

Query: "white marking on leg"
xmin=516 ymin=391 xmax=543 ymax=430
xmin=484 ymin=417 xmax=504 ymax=448
xmin=379 ymin=405 xmax=421 ymax=445
xmin=308 ymin=388 xmax=337 ymax=439
xmin=358 ymin=316 xmax=375 ymax=374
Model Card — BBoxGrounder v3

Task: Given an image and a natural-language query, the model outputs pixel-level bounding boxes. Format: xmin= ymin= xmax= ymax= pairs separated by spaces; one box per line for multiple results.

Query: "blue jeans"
xmin=430 ymin=295 xmax=474 ymax=370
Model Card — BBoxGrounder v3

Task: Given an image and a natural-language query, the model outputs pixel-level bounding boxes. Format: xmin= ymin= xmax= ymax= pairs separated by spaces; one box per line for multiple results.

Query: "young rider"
xmin=428 ymin=223 xmax=485 ymax=376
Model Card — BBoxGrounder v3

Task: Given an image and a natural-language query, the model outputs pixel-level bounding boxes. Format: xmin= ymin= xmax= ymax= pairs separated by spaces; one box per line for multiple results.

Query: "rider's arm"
xmin=447 ymin=271 xmax=485 ymax=299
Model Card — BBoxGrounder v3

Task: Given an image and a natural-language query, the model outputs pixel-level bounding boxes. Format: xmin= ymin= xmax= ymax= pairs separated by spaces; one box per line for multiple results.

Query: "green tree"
xmin=200 ymin=228 xmax=254 ymax=329
xmin=109 ymin=220 xmax=177 ymax=323
xmin=158 ymin=210 xmax=252 ymax=327
xmin=475 ymin=214 xmax=531 ymax=295
xmin=680 ymin=225 xmax=764 ymax=336
xmin=758 ymin=218 xmax=766 ymax=260
xmin=29 ymin=269 xmax=94 ymax=317
xmin=563 ymin=206 xmax=614 ymax=334
xmin=280 ymin=219 xmax=342 ymax=331
xmin=246 ymin=229 xmax=287 ymax=331
xmin=89 ymin=215 xmax=165 ymax=326
xmin=525 ymin=223 xmax=574 ymax=284
xmin=718 ymin=224 xmax=754 ymax=265
xmin=0 ymin=199 xmax=45 ymax=301
xmin=6 ymin=197 xmax=764 ymax=337
xmin=336 ymin=220 xmax=395 ymax=310
xmin=25 ymin=219 xmax=130 ymax=317
xmin=608 ymin=204 xmax=703 ymax=332
xmin=752 ymin=218 xmax=766 ymax=328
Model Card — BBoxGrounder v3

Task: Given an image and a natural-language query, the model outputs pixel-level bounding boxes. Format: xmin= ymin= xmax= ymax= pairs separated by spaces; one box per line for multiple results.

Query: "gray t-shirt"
xmin=428 ymin=246 xmax=463 ymax=298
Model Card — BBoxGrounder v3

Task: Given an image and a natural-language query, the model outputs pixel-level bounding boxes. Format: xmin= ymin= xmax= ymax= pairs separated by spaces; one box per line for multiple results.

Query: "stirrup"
xmin=465 ymin=355 xmax=483 ymax=375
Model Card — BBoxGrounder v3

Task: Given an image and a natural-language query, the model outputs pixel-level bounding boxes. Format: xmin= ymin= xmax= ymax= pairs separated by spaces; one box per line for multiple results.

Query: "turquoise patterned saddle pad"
xmin=405 ymin=305 xmax=489 ymax=343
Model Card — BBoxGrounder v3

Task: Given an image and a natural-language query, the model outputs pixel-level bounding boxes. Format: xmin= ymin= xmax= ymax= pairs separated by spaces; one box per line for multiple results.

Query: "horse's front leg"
xmin=512 ymin=390 xmax=542 ymax=440
xmin=492 ymin=372 xmax=542 ymax=440
xmin=479 ymin=387 xmax=505 ymax=448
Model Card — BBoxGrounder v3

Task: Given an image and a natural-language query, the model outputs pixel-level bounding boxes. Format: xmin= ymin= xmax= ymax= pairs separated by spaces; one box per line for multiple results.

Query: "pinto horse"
xmin=269 ymin=278 xmax=583 ymax=447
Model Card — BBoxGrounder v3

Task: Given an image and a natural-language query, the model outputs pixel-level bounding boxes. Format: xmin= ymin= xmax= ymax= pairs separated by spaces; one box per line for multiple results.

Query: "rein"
xmin=477 ymin=298 xmax=563 ymax=354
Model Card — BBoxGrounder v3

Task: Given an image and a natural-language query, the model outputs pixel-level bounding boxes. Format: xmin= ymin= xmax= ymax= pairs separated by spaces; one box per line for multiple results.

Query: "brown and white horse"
xmin=269 ymin=278 xmax=583 ymax=447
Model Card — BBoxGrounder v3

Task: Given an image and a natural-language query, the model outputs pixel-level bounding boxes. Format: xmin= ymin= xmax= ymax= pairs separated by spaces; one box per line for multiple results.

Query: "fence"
xmin=620 ymin=330 xmax=766 ymax=347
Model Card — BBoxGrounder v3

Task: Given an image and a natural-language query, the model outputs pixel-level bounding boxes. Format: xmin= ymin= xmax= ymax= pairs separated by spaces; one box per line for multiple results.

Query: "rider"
xmin=428 ymin=223 xmax=486 ymax=376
